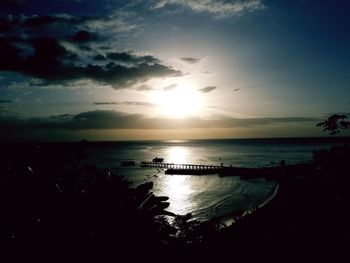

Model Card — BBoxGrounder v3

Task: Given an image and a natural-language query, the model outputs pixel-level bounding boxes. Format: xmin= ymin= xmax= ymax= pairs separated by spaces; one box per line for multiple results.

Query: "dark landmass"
xmin=195 ymin=143 xmax=350 ymax=261
xmin=1 ymin=141 xmax=349 ymax=261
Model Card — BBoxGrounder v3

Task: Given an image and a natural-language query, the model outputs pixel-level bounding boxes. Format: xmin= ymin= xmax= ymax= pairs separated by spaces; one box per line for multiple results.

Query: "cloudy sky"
xmin=0 ymin=0 xmax=349 ymax=141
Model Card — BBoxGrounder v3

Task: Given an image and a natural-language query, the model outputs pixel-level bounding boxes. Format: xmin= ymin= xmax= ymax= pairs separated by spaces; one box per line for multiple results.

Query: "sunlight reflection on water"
xmin=152 ymin=144 xmax=276 ymax=219
xmin=161 ymin=175 xmax=194 ymax=215
xmin=83 ymin=139 xmax=339 ymax=222
xmin=155 ymin=146 xmax=198 ymax=215
xmin=166 ymin=146 xmax=188 ymax=164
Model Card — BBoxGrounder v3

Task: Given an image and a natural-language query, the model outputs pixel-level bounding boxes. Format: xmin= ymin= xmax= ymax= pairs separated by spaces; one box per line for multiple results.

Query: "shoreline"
xmin=210 ymin=181 xmax=280 ymax=229
xmin=198 ymin=144 xmax=350 ymax=260
xmin=257 ymin=183 xmax=280 ymax=209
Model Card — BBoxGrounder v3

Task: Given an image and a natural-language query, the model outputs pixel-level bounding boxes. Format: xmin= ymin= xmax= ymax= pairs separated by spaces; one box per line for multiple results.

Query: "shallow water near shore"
xmin=80 ymin=138 xmax=344 ymax=221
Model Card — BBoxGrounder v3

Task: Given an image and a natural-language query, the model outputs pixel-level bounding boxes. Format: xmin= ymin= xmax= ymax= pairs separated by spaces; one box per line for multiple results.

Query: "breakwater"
xmin=140 ymin=161 xmax=316 ymax=179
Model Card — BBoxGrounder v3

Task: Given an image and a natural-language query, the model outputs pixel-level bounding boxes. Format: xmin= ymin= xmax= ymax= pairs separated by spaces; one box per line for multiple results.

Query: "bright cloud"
xmin=151 ymin=0 xmax=265 ymax=17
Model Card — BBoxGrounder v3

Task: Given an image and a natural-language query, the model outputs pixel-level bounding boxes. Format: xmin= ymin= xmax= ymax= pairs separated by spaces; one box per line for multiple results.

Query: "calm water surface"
xmin=81 ymin=138 xmax=344 ymax=221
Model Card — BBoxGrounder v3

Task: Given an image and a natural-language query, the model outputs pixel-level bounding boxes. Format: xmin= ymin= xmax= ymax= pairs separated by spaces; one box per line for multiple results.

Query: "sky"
xmin=0 ymin=0 xmax=349 ymax=141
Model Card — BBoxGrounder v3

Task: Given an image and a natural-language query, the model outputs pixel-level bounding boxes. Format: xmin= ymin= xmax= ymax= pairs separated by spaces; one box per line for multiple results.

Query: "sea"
xmin=78 ymin=137 xmax=348 ymax=223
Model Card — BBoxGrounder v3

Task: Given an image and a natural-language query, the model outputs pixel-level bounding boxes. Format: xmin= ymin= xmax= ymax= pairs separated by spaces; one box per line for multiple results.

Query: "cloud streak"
xmin=162 ymin=83 xmax=178 ymax=91
xmin=135 ymin=84 xmax=154 ymax=91
xmin=151 ymin=0 xmax=265 ymax=17
xmin=106 ymin=52 xmax=160 ymax=64
xmin=0 ymin=100 xmax=13 ymax=103
xmin=0 ymin=110 xmax=321 ymax=130
xmin=198 ymin=86 xmax=216 ymax=93
xmin=93 ymin=101 xmax=155 ymax=107
xmin=181 ymin=57 xmax=200 ymax=64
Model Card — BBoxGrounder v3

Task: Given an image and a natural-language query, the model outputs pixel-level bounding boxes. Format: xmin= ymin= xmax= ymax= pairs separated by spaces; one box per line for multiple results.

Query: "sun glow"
xmin=153 ymin=84 xmax=202 ymax=118
xmin=166 ymin=146 xmax=188 ymax=164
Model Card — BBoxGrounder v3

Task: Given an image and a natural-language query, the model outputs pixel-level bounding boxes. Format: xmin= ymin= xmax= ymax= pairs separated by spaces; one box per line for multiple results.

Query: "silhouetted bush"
xmin=313 ymin=144 xmax=350 ymax=178
xmin=316 ymin=114 xmax=350 ymax=135
xmin=0 ymin=143 xmax=193 ymax=259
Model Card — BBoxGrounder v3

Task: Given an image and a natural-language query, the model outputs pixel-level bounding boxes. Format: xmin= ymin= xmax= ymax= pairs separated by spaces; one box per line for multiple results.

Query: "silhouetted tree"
xmin=316 ymin=114 xmax=350 ymax=135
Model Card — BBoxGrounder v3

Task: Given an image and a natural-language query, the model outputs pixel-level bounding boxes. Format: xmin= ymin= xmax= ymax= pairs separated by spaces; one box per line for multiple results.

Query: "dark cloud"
xmin=0 ymin=100 xmax=13 ymax=103
xmin=163 ymin=83 xmax=177 ymax=91
xmin=0 ymin=13 xmax=78 ymax=31
xmin=23 ymin=15 xmax=67 ymax=28
xmin=106 ymin=52 xmax=160 ymax=64
xmin=0 ymin=110 xmax=321 ymax=130
xmin=0 ymin=35 xmax=77 ymax=76
xmin=0 ymin=105 xmax=8 ymax=113
xmin=0 ymin=100 xmax=12 ymax=114
xmin=70 ymin=30 xmax=97 ymax=43
xmin=23 ymin=37 xmax=79 ymax=80
xmin=233 ymin=88 xmax=240 ymax=92
xmin=181 ymin=57 xmax=200 ymax=64
xmin=80 ymin=45 xmax=91 ymax=51
xmin=0 ymin=13 xmax=181 ymax=88
xmin=93 ymin=54 xmax=106 ymax=61
xmin=136 ymin=84 xmax=153 ymax=91
xmin=50 ymin=113 xmax=71 ymax=120
xmin=69 ymin=111 xmax=144 ymax=129
xmin=0 ymin=21 xmax=181 ymax=87
xmin=84 ymin=62 xmax=181 ymax=87
xmin=198 ymin=86 xmax=216 ymax=93
xmin=93 ymin=101 xmax=154 ymax=107
xmin=0 ymin=37 xmax=23 ymax=71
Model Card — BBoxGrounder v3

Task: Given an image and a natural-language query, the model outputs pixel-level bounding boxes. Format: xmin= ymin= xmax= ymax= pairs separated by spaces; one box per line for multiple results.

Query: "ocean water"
xmin=80 ymin=138 xmax=346 ymax=222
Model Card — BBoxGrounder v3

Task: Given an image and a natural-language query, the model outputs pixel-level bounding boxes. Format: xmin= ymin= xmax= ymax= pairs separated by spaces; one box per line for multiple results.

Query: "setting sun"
xmin=153 ymin=85 xmax=203 ymax=118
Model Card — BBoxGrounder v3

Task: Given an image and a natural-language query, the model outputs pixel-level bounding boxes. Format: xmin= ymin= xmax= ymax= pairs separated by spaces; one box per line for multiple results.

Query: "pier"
xmin=140 ymin=161 xmax=222 ymax=170
xmin=140 ymin=161 xmax=314 ymax=178
xmin=140 ymin=161 xmax=223 ymax=175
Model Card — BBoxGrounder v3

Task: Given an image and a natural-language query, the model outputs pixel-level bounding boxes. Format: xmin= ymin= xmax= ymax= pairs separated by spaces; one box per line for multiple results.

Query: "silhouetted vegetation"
xmin=0 ymin=143 xmax=204 ymax=260
xmin=316 ymin=114 xmax=350 ymax=135
xmin=188 ymin=142 xmax=350 ymax=261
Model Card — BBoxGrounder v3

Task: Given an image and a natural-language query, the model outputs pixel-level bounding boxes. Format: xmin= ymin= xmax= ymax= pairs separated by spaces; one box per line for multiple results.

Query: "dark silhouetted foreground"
xmin=1 ymin=142 xmax=350 ymax=261
xmin=0 ymin=143 xmax=200 ymax=260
